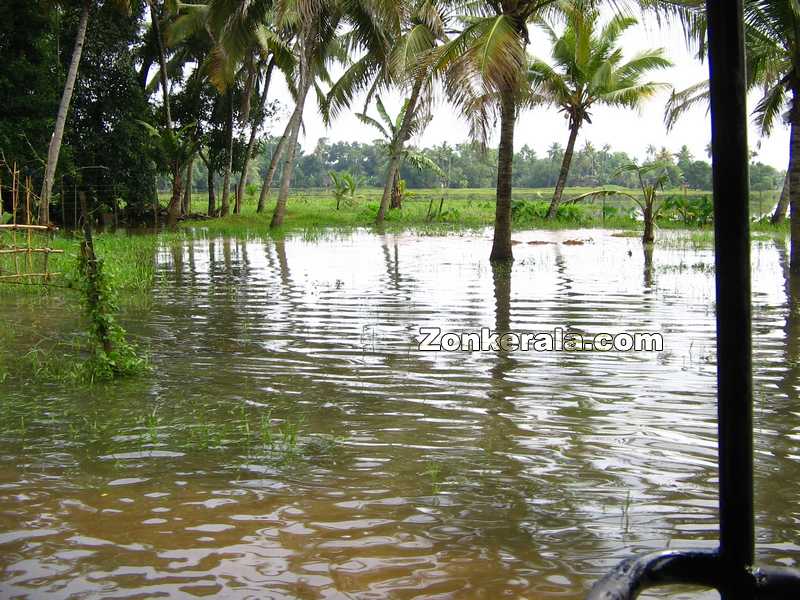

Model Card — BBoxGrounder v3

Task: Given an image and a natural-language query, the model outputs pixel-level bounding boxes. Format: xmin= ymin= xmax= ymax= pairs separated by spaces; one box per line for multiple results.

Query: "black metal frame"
xmin=587 ymin=2 xmax=800 ymax=598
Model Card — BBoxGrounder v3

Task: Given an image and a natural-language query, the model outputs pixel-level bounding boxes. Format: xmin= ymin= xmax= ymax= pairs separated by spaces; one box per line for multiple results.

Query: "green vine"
xmin=76 ymin=243 xmax=147 ymax=381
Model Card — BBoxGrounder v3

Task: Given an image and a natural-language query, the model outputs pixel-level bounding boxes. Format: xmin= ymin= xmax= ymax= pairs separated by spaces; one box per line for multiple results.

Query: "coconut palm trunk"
xmin=390 ymin=169 xmax=401 ymax=209
xmin=236 ymin=59 xmax=275 ymax=214
xmin=270 ymin=65 xmax=312 ymax=229
xmin=771 ymin=171 xmax=790 ymax=224
xmin=207 ymin=166 xmax=216 ymax=216
xmin=490 ymin=88 xmax=517 ymax=262
xmin=642 ymin=201 xmax=655 ymax=244
xmin=772 ymin=128 xmax=795 ymax=224
xmin=376 ymin=76 xmax=424 ymax=224
xmin=148 ymin=0 xmax=172 ymax=128
xmin=256 ymin=127 xmax=289 ymax=213
xmin=182 ymin=158 xmax=193 ymax=216
xmin=147 ymin=0 xmax=184 ymax=227
xmin=40 ymin=0 xmax=91 ymax=226
xmin=790 ymin=93 xmax=800 ymax=275
xmin=546 ymin=119 xmax=580 ymax=219
xmin=220 ymin=91 xmax=234 ymax=217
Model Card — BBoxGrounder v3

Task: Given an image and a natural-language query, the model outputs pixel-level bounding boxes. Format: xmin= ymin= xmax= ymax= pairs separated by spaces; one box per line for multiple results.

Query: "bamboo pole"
xmin=26 ymin=176 xmax=33 ymax=283
xmin=61 ymin=177 xmax=65 ymax=227
xmin=0 ymin=224 xmax=54 ymax=231
xmin=12 ymin=164 xmax=19 ymax=277
xmin=0 ymin=248 xmax=64 ymax=255
xmin=0 ymin=273 xmax=61 ymax=280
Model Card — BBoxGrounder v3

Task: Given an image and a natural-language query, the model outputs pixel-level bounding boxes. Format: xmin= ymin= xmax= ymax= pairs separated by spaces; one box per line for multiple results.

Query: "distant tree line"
xmin=180 ymin=138 xmax=782 ymax=195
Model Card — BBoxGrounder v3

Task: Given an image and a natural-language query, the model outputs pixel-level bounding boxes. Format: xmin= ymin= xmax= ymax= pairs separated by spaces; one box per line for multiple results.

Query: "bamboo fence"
xmin=0 ymin=164 xmax=63 ymax=283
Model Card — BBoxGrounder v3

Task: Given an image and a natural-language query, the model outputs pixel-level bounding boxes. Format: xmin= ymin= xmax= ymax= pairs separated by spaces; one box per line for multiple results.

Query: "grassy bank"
xmin=175 ymin=187 xmax=786 ymax=238
xmin=0 ymin=232 xmax=166 ymax=296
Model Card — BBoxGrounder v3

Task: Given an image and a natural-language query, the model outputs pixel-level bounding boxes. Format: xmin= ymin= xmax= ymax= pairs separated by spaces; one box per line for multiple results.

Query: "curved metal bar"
xmin=752 ymin=566 xmax=800 ymax=600
xmin=587 ymin=551 xmax=800 ymax=600
xmin=587 ymin=549 xmax=720 ymax=600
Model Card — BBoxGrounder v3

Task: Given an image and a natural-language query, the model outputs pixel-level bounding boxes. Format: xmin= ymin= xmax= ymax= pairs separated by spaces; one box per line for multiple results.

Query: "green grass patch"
xmin=174 ymin=186 xmax=787 ymax=239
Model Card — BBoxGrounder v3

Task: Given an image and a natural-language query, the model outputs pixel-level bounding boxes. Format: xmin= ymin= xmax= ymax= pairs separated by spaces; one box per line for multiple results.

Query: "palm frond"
xmin=404 ymin=150 xmax=445 ymax=178
xmin=754 ymin=80 xmax=789 ymax=137
xmin=664 ymin=79 xmax=709 ymax=131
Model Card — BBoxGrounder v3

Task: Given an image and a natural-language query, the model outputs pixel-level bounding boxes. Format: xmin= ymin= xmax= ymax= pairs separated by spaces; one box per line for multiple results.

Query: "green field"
xmin=165 ymin=185 xmax=781 ymax=237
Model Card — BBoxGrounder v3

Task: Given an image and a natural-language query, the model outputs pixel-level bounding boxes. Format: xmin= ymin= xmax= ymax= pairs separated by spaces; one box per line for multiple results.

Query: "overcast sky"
xmin=263 ymin=9 xmax=789 ymax=170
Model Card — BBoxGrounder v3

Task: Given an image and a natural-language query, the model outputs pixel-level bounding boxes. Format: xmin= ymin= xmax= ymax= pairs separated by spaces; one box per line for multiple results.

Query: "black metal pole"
xmin=588 ymin=4 xmax=800 ymax=596
xmin=706 ymin=1 xmax=754 ymax=598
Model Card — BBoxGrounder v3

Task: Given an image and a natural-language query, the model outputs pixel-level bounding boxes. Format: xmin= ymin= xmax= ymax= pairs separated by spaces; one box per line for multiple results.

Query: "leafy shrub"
xmin=661 ymin=195 xmax=713 ymax=226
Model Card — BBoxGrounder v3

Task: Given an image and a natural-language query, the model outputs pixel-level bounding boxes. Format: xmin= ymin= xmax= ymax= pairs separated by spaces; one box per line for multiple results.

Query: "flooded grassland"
xmin=0 ymin=229 xmax=797 ymax=599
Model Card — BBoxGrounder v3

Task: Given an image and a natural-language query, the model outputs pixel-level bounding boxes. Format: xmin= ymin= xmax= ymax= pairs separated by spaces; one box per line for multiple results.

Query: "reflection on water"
xmin=0 ymin=229 xmax=798 ymax=599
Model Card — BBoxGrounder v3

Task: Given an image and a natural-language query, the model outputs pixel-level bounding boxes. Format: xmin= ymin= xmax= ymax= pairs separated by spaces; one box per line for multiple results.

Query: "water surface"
xmin=1 ymin=229 xmax=798 ymax=599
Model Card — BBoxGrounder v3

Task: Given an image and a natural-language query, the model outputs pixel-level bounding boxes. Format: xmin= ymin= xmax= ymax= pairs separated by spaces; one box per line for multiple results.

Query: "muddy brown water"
xmin=0 ymin=229 xmax=798 ymax=599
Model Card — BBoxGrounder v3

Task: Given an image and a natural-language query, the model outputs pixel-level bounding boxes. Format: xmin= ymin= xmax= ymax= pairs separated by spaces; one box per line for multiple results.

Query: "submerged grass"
xmin=0 ymin=386 xmax=342 ymax=475
xmin=0 ymin=231 xmax=167 ymax=296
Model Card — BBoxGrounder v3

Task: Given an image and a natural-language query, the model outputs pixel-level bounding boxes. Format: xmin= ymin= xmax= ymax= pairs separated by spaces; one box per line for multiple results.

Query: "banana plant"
xmin=356 ymin=96 xmax=443 ymax=210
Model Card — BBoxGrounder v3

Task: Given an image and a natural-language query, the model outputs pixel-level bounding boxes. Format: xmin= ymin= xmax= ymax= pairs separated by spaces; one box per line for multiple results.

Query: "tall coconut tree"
xmin=744 ymin=1 xmax=798 ymax=254
xmin=531 ymin=5 xmax=671 ymax=219
xmin=147 ymin=0 xmax=188 ymax=225
xmin=434 ymin=0 xmax=546 ymax=261
xmin=40 ymin=0 xmax=131 ymax=225
xmin=169 ymin=0 xmax=293 ymax=217
xmin=257 ymin=0 xmax=395 ymax=217
xmin=433 ymin=0 xmax=697 ymax=261
xmin=269 ymin=0 xmax=345 ymax=228
xmin=323 ymin=0 xmax=456 ymax=224
xmin=235 ymin=56 xmax=276 ymax=212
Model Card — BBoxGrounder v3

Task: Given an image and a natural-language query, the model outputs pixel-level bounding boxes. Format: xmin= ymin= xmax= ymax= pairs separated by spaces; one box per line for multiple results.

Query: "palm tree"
xmin=744 ymin=2 xmax=798 ymax=261
xmin=530 ymin=5 xmax=671 ymax=220
xmin=664 ymin=54 xmax=792 ymax=224
xmin=430 ymin=0 xmax=688 ymax=259
xmin=147 ymin=0 xmax=186 ymax=224
xmin=269 ymin=0 xmax=344 ymax=229
xmin=256 ymin=0 xmax=389 ymax=216
xmin=40 ymin=0 xmax=130 ymax=225
xmin=435 ymin=0 xmax=549 ymax=262
xmin=235 ymin=56 xmax=276 ymax=213
xmin=614 ymin=161 xmax=670 ymax=244
xmin=356 ymin=95 xmax=444 ymax=208
xmin=169 ymin=0 xmax=293 ymax=217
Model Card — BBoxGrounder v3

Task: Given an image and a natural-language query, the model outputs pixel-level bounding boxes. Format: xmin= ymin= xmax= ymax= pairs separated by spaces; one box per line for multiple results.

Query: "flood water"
xmin=1 ymin=229 xmax=798 ymax=599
